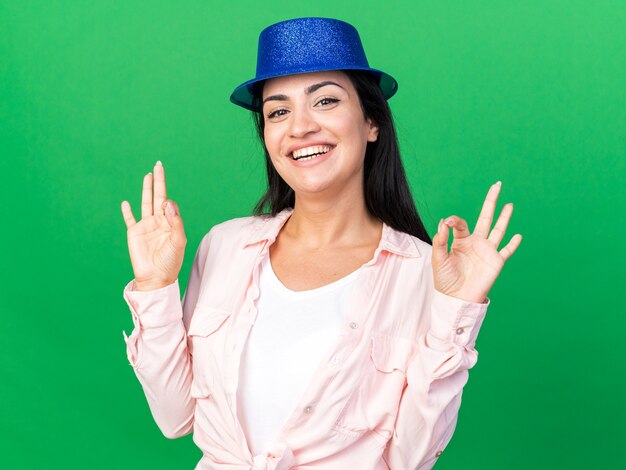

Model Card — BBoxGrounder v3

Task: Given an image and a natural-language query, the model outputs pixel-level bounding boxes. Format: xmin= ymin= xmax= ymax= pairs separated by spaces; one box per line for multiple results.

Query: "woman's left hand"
xmin=432 ymin=182 xmax=522 ymax=303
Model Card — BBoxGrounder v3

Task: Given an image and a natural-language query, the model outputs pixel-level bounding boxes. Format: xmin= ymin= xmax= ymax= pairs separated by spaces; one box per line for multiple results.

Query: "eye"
xmin=267 ymin=108 xmax=289 ymax=119
xmin=315 ymin=97 xmax=340 ymax=107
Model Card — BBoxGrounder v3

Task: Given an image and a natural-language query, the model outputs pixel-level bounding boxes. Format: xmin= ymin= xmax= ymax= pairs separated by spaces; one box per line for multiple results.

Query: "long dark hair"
xmin=250 ymin=70 xmax=432 ymax=244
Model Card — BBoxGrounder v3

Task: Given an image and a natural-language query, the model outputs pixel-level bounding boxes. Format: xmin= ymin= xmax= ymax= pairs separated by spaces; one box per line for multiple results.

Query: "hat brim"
xmin=230 ymin=66 xmax=398 ymax=111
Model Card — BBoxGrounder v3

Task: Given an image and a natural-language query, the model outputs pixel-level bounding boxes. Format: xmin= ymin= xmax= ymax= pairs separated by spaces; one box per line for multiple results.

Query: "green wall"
xmin=1 ymin=1 xmax=624 ymax=468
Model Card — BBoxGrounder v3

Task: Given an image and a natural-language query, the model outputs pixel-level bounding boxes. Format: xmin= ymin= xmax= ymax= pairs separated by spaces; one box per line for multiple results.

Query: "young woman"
xmin=120 ymin=17 xmax=521 ymax=470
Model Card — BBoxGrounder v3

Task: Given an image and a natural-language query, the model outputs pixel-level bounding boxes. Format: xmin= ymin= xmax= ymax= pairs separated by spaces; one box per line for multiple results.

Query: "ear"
xmin=366 ymin=118 xmax=379 ymax=142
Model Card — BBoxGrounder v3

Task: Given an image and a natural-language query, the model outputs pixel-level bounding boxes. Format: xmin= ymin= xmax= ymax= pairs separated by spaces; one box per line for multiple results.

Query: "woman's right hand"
xmin=121 ymin=161 xmax=186 ymax=291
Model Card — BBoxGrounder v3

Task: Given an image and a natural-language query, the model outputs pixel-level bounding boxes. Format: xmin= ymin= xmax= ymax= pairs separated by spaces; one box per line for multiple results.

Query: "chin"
xmin=281 ymin=171 xmax=333 ymax=194
xmin=288 ymin=170 xmax=364 ymax=200
xmin=292 ymin=182 xmax=334 ymax=196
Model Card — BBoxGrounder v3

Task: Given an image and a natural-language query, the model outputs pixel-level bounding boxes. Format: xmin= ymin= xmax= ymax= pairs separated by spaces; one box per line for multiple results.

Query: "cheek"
xmin=338 ymin=122 xmax=370 ymax=158
xmin=263 ymin=132 xmax=285 ymax=172
xmin=263 ymin=127 xmax=283 ymax=158
xmin=333 ymin=112 xmax=370 ymax=141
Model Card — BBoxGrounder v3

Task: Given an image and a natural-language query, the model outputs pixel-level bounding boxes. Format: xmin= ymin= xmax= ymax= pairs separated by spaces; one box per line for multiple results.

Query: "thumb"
xmin=431 ymin=219 xmax=449 ymax=268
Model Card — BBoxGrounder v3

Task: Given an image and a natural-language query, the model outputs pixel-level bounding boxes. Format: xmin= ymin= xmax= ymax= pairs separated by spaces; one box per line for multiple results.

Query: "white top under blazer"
xmin=237 ymin=252 xmax=361 ymax=455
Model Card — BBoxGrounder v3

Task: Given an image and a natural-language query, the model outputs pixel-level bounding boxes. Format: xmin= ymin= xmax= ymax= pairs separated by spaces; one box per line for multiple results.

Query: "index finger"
xmin=473 ymin=181 xmax=501 ymax=237
xmin=153 ymin=160 xmax=167 ymax=214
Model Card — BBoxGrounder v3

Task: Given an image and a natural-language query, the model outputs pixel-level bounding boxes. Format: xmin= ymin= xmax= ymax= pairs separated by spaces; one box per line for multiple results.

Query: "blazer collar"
xmin=244 ymin=208 xmax=422 ymax=258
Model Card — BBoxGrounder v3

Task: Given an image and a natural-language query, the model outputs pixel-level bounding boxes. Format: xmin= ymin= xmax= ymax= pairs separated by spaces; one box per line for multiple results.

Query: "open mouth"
xmin=290 ymin=145 xmax=335 ymax=161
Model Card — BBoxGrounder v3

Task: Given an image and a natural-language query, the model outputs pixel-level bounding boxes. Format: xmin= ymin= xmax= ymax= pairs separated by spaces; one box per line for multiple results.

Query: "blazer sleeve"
xmin=121 ymin=230 xmax=213 ymax=439
xmin=382 ymin=289 xmax=489 ymax=469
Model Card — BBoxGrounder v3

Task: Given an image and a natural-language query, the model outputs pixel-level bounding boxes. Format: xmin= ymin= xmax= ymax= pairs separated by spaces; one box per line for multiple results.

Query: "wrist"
xmin=133 ymin=278 xmax=175 ymax=292
xmin=435 ymin=288 xmax=487 ymax=304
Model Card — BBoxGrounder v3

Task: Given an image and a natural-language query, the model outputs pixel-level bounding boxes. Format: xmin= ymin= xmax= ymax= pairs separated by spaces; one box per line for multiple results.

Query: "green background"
xmin=1 ymin=1 xmax=624 ymax=468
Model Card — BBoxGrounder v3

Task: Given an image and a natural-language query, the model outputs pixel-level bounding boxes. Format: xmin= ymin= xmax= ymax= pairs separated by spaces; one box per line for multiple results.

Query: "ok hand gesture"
xmin=121 ymin=161 xmax=186 ymax=291
xmin=432 ymin=182 xmax=522 ymax=303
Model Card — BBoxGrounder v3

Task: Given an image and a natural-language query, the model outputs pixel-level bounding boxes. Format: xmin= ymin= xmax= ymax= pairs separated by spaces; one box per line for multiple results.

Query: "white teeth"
xmin=291 ymin=145 xmax=333 ymax=160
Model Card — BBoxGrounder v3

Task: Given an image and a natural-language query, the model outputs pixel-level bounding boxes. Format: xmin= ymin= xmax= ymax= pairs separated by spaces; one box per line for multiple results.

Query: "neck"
xmin=283 ymin=192 xmax=382 ymax=250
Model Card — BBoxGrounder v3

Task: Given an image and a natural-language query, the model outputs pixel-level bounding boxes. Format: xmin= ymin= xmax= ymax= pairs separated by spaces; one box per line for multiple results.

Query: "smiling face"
xmin=261 ymin=70 xmax=379 ymax=202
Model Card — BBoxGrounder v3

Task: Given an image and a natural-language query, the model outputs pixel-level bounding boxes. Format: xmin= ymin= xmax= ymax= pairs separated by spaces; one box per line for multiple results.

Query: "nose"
xmin=288 ymin=106 xmax=321 ymax=138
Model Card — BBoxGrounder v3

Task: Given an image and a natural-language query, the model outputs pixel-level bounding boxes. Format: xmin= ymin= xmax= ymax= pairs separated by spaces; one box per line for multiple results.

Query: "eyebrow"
xmin=262 ymin=81 xmax=345 ymax=106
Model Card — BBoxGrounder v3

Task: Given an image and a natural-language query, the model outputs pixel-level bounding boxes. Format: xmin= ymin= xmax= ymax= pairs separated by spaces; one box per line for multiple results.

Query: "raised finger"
xmin=432 ymin=218 xmax=450 ymax=268
xmin=473 ymin=181 xmax=501 ymax=237
xmin=499 ymin=233 xmax=523 ymax=262
xmin=153 ymin=161 xmax=167 ymax=216
xmin=121 ymin=201 xmax=136 ymax=228
xmin=444 ymin=215 xmax=471 ymax=240
xmin=141 ymin=172 xmax=153 ymax=218
xmin=488 ymin=202 xmax=513 ymax=246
